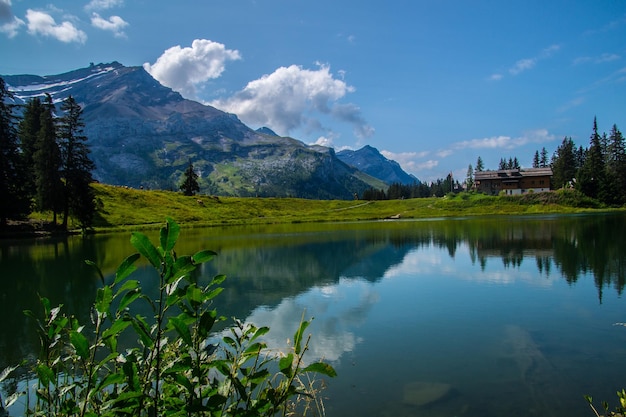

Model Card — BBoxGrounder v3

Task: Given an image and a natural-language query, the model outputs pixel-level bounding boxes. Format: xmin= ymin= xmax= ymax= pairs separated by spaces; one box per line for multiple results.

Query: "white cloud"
xmin=500 ymin=44 xmax=561 ymax=77
xmin=380 ymin=150 xmax=433 ymax=176
xmin=509 ymin=58 xmax=536 ymax=75
xmin=0 ymin=0 xmax=12 ymax=21
xmin=85 ymin=0 xmax=124 ymax=11
xmin=0 ymin=16 xmax=23 ymax=37
xmin=25 ymin=9 xmax=86 ymax=43
xmin=211 ymin=64 xmax=373 ymax=139
xmin=144 ymin=39 xmax=241 ymax=99
xmin=574 ymin=53 xmax=620 ymax=65
xmin=0 ymin=0 xmax=24 ymax=38
xmin=91 ymin=12 xmax=127 ymax=37
xmin=453 ymin=129 xmax=555 ymax=151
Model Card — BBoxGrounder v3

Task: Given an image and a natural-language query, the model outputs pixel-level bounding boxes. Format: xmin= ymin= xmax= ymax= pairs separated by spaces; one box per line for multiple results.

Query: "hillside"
xmin=3 ymin=62 xmax=387 ymax=199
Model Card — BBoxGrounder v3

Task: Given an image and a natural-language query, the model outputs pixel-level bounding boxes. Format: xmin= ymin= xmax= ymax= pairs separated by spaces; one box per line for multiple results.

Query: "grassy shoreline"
xmin=7 ymin=183 xmax=624 ymax=236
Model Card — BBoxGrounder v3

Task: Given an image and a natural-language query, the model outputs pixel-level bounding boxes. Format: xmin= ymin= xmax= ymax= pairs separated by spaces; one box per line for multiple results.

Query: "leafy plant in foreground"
xmin=16 ymin=217 xmax=335 ymax=416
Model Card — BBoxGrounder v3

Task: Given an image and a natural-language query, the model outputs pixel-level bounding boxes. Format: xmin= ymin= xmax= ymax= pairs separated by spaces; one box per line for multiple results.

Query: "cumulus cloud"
xmin=211 ymin=64 xmax=373 ymax=139
xmin=144 ymin=39 xmax=241 ymax=98
xmin=0 ymin=0 xmax=12 ymax=21
xmin=0 ymin=0 xmax=25 ymax=38
xmin=85 ymin=0 xmax=124 ymax=11
xmin=91 ymin=12 xmax=127 ymax=37
xmin=380 ymin=150 xmax=431 ymax=174
xmin=26 ymin=9 xmax=86 ymax=43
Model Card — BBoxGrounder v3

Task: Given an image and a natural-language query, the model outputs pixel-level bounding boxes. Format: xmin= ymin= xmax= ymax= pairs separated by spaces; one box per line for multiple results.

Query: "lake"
xmin=1 ymin=213 xmax=625 ymax=416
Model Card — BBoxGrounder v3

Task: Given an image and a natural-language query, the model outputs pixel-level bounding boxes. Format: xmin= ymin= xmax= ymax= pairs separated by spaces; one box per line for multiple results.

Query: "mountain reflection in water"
xmin=1 ymin=213 xmax=625 ymax=416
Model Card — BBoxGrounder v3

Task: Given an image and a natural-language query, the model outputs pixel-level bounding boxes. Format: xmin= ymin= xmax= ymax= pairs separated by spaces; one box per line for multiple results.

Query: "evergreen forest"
xmin=363 ymin=117 xmax=625 ymax=207
xmin=0 ymin=78 xmax=96 ymax=231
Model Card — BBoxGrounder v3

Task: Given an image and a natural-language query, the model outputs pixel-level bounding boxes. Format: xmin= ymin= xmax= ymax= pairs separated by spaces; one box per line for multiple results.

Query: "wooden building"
xmin=474 ymin=167 xmax=552 ymax=195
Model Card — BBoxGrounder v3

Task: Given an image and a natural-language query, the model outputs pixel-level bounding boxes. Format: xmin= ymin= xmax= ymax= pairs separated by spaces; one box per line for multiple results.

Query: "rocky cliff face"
xmin=4 ymin=62 xmax=385 ymax=198
xmin=337 ymin=145 xmax=419 ymax=185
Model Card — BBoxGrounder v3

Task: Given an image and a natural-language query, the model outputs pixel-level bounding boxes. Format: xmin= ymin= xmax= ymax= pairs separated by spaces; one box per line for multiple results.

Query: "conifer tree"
xmin=577 ymin=117 xmax=605 ymax=200
xmin=18 ymin=97 xmax=44 ymax=198
xmin=475 ymin=156 xmax=484 ymax=172
xmin=57 ymin=96 xmax=95 ymax=231
xmin=33 ymin=94 xmax=63 ymax=226
xmin=604 ymin=124 xmax=626 ymax=205
xmin=540 ymin=147 xmax=549 ymax=168
xmin=551 ymin=137 xmax=577 ymax=189
xmin=180 ymin=159 xmax=200 ymax=196
xmin=533 ymin=150 xmax=540 ymax=168
xmin=466 ymin=164 xmax=474 ymax=190
xmin=0 ymin=78 xmax=30 ymax=225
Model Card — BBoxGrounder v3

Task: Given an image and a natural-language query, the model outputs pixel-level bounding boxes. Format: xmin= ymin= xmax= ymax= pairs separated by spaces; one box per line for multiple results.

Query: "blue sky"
xmin=1 ymin=0 xmax=625 ymax=183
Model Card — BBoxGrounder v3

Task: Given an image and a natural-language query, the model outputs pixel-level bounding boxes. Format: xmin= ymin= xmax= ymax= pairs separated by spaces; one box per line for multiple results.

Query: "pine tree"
xmin=533 ymin=150 xmax=540 ymax=168
xmin=476 ymin=156 xmax=484 ymax=172
xmin=466 ymin=164 xmax=474 ymax=190
xmin=577 ymin=117 xmax=605 ymax=200
xmin=180 ymin=160 xmax=200 ymax=196
xmin=540 ymin=147 xmax=549 ymax=168
xmin=551 ymin=137 xmax=577 ymax=189
xmin=18 ymin=97 xmax=44 ymax=200
xmin=0 ymin=78 xmax=30 ymax=225
xmin=57 ymin=96 xmax=96 ymax=231
xmin=34 ymin=94 xmax=63 ymax=226
xmin=604 ymin=124 xmax=626 ymax=205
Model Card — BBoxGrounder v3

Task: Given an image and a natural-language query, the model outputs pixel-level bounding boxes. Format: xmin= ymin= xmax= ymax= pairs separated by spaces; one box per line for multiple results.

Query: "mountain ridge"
xmin=3 ymin=62 xmax=410 ymax=198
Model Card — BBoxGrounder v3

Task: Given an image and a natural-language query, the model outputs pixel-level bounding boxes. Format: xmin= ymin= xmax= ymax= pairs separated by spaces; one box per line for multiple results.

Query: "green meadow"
xmin=54 ymin=184 xmax=619 ymax=232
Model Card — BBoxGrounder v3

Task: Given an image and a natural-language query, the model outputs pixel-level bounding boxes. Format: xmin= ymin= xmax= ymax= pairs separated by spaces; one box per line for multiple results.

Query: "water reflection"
xmin=1 ymin=214 xmax=626 ymax=416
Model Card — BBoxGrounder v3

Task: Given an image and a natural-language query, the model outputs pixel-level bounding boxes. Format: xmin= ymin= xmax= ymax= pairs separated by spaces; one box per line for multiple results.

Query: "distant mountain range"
xmin=337 ymin=145 xmax=419 ymax=185
xmin=3 ymin=62 xmax=418 ymax=198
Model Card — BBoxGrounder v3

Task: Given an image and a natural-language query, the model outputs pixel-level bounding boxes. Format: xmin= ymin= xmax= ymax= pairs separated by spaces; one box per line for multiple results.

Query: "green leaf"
xmin=130 ymin=232 xmax=162 ymax=268
xmin=293 ymin=319 xmax=310 ymax=355
xmin=279 ymin=353 xmax=293 ymax=376
xmin=211 ymin=274 xmax=227 ymax=286
xmin=119 ymin=288 xmax=141 ymax=311
xmin=169 ymin=316 xmax=192 ymax=346
xmin=250 ymin=326 xmax=270 ymax=343
xmin=198 ymin=310 xmax=217 ymax=339
xmin=36 ymin=364 xmax=54 ymax=386
xmin=131 ymin=315 xmax=153 ymax=347
xmin=114 ymin=253 xmax=140 ymax=284
xmin=160 ymin=217 xmax=180 ymax=252
xmin=102 ymin=318 xmax=132 ymax=341
xmin=115 ymin=279 xmax=140 ymax=296
xmin=70 ymin=330 xmax=90 ymax=360
xmin=85 ymin=259 xmax=105 ymax=285
xmin=95 ymin=285 xmax=113 ymax=314
xmin=302 ymin=362 xmax=337 ymax=377
xmin=192 ymin=249 xmax=217 ymax=264
xmin=95 ymin=372 xmax=125 ymax=392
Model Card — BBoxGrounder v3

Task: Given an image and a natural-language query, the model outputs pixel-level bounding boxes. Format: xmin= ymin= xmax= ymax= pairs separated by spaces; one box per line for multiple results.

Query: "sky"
xmin=1 ymin=0 xmax=625 ymax=183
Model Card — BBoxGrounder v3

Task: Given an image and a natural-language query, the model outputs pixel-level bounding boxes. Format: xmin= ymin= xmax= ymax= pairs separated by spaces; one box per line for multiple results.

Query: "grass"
xmin=38 ymin=184 xmax=619 ymax=233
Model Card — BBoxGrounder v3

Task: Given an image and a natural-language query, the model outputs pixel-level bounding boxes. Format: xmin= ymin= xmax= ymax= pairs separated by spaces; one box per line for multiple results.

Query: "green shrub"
xmin=4 ymin=217 xmax=335 ymax=416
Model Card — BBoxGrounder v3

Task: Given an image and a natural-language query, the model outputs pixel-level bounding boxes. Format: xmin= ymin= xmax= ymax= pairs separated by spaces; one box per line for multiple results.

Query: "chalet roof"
xmin=474 ymin=167 xmax=553 ymax=181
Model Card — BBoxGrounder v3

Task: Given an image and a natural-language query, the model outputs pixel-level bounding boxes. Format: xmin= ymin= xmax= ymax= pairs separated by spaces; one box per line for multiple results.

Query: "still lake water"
xmin=1 ymin=213 xmax=625 ymax=416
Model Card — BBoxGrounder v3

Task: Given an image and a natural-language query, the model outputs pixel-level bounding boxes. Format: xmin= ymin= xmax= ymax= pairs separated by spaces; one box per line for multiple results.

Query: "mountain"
xmin=3 ymin=62 xmax=388 ymax=199
xmin=337 ymin=145 xmax=419 ymax=185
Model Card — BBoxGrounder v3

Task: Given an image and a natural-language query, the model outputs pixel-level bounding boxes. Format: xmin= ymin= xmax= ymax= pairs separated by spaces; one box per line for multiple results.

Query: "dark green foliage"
xmin=475 ymin=156 xmax=484 ymax=172
xmin=180 ymin=159 xmax=200 ymax=196
xmin=33 ymin=94 xmax=63 ymax=225
xmin=57 ymin=96 xmax=96 ymax=231
xmin=551 ymin=137 xmax=578 ymax=189
xmin=17 ymin=218 xmax=334 ymax=416
xmin=577 ymin=117 xmax=605 ymax=200
xmin=0 ymin=77 xmax=30 ymax=226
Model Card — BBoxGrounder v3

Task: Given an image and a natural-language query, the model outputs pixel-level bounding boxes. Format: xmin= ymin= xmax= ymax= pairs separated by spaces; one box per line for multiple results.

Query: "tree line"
xmin=0 ymin=77 xmax=96 ymax=231
xmin=362 ymin=118 xmax=625 ymax=205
